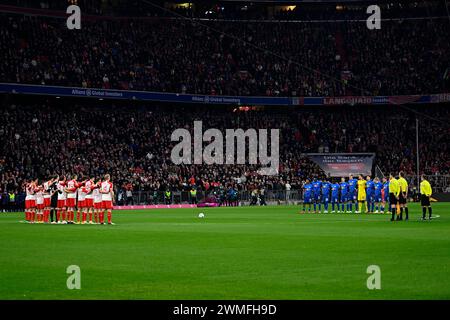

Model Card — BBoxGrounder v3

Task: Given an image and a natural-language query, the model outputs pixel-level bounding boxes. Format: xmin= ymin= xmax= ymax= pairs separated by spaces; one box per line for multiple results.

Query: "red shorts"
xmin=57 ymin=199 xmax=66 ymax=208
xmin=44 ymin=197 xmax=51 ymax=207
xmin=37 ymin=203 xmax=45 ymax=210
xmin=94 ymin=202 xmax=102 ymax=209
xmin=102 ymin=200 xmax=113 ymax=209
xmin=25 ymin=199 xmax=36 ymax=209
xmin=85 ymin=198 xmax=94 ymax=208
xmin=78 ymin=200 xmax=86 ymax=208
xmin=66 ymin=198 xmax=76 ymax=208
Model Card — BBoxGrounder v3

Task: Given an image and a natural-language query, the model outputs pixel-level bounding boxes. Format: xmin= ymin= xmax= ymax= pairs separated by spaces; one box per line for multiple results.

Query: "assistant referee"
xmin=420 ymin=174 xmax=433 ymax=220
xmin=398 ymin=171 xmax=409 ymax=220
xmin=388 ymin=173 xmax=400 ymax=222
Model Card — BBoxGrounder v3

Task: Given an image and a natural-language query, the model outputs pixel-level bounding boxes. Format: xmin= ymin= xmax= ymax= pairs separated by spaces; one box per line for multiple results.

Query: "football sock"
xmin=428 ymin=207 xmax=432 ymax=218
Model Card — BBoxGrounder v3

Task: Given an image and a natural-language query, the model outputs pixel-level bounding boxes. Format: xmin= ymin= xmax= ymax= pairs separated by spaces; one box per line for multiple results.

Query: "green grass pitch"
xmin=0 ymin=203 xmax=449 ymax=300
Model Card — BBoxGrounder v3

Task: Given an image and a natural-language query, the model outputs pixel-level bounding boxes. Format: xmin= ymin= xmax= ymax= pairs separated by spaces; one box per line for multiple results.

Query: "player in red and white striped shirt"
xmin=56 ymin=176 xmax=67 ymax=223
xmin=92 ymin=179 xmax=102 ymax=224
xmin=100 ymin=174 xmax=114 ymax=225
xmin=65 ymin=175 xmax=80 ymax=224
xmin=84 ymin=176 xmax=96 ymax=224
xmin=75 ymin=177 xmax=86 ymax=224
xmin=42 ymin=176 xmax=57 ymax=223
xmin=25 ymin=179 xmax=39 ymax=223
xmin=35 ymin=184 xmax=44 ymax=223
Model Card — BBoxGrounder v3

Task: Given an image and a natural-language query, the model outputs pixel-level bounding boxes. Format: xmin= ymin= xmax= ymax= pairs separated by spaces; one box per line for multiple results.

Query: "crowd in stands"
xmin=0 ymin=102 xmax=448 ymax=200
xmin=0 ymin=3 xmax=449 ymax=206
xmin=0 ymin=10 xmax=449 ymax=97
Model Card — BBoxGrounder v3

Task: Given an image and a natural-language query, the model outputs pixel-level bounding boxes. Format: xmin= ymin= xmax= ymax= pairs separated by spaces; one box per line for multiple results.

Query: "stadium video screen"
xmin=0 ymin=0 xmax=448 ymax=317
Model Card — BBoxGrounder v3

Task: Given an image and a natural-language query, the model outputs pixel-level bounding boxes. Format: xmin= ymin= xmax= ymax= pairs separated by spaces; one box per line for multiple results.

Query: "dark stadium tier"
xmin=0 ymin=3 xmax=449 ymax=97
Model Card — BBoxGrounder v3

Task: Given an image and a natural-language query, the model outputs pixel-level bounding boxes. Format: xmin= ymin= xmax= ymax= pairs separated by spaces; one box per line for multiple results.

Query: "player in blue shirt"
xmin=373 ymin=177 xmax=383 ymax=213
xmin=339 ymin=177 xmax=349 ymax=213
xmin=301 ymin=179 xmax=313 ymax=213
xmin=227 ymin=187 xmax=238 ymax=207
xmin=330 ymin=181 xmax=340 ymax=213
xmin=365 ymin=176 xmax=375 ymax=213
xmin=347 ymin=175 xmax=358 ymax=212
xmin=312 ymin=178 xmax=322 ymax=213
xmin=321 ymin=180 xmax=331 ymax=213
xmin=382 ymin=177 xmax=390 ymax=213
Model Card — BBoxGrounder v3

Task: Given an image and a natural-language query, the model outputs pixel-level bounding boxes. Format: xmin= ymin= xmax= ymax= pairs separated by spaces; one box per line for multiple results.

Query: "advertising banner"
xmin=307 ymin=153 xmax=375 ymax=177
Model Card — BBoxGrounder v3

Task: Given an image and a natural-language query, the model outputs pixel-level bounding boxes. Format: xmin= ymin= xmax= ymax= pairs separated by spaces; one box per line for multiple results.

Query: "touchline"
xmin=170 ymin=121 xmax=279 ymax=176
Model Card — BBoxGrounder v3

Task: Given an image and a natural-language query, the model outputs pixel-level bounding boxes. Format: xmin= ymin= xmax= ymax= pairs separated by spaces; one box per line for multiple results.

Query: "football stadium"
xmin=0 ymin=0 xmax=449 ymax=306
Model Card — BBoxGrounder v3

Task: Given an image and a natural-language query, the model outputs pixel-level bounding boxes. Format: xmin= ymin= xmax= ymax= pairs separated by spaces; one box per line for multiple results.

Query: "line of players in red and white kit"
xmin=23 ymin=174 xmax=115 ymax=225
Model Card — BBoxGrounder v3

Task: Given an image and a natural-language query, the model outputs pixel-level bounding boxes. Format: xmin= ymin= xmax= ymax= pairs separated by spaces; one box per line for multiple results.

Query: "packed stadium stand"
xmin=0 ymin=2 xmax=449 ymax=97
xmin=0 ymin=0 xmax=449 ymax=207
xmin=0 ymin=98 xmax=448 ymax=198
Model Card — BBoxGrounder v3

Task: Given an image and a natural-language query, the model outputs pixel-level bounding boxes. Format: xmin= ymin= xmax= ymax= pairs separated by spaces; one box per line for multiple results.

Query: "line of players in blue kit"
xmin=300 ymin=174 xmax=390 ymax=214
